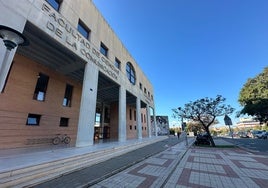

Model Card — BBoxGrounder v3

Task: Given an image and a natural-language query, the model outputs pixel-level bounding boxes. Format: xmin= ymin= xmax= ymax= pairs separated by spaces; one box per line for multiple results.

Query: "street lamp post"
xmin=0 ymin=25 xmax=29 ymax=92
xmin=178 ymin=107 xmax=188 ymax=146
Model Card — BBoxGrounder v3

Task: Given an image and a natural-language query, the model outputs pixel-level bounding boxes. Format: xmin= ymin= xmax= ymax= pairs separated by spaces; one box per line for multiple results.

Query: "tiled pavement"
xmin=92 ymin=139 xmax=268 ymax=188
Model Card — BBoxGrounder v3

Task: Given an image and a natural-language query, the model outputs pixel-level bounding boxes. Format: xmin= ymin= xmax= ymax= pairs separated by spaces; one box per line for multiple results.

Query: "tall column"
xmin=153 ymin=108 xmax=157 ymax=136
xmin=146 ymin=105 xmax=152 ymax=138
xmin=136 ymin=97 xmax=142 ymax=139
xmin=118 ymin=85 xmax=126 ymax=142
xmin=0 ymin=49 xmax=13 ymax=92
xmin=76 ymin=63 xmax=98 ymax=147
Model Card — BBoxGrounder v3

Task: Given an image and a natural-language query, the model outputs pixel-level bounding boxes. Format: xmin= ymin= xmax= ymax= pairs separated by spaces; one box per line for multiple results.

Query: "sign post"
xmin=224 ymin=115 xmax=233 ymax=139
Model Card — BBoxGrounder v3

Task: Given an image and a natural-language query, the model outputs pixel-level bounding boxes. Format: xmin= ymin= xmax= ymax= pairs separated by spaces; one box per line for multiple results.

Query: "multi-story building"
xmin=235 ymin=118 xmax=262 ymax=130
xmin=0 ymin=0 xmax=156 ymax=149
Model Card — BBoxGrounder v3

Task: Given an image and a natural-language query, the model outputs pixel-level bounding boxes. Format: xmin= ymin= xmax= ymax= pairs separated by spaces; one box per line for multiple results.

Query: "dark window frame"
xmin=115 ymin=57 xmax=121 ymax=70
xmin=33 ymin=73 xmax=49 ymax=101
xmin=60 ymin=117 xmax=69 ymax=127
xmin=100 ymin=42 xmax=108 ymax=57
xmin=126 ymin=62 xmax=136 ymax=85
xmin=63 ymin=84 xmax=73 ymax=107
xmin=46 ymin=0 xmax=62 ymax=11
xmin=26 ymin=114 xmax=41 ymax=126
xmin=129 ymin=108 xmax=132 ymax=120
xmin=78 ymin=19 xmax=90 ymax=39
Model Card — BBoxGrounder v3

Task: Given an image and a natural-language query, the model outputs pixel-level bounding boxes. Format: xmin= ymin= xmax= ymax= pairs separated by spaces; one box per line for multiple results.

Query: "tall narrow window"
xmin=141 ymin=113 xmax=143 ymax=123
xmin=115 ymin=57 xmax=121 ymax=70
xmin=134 ymin=110 xmax=136 ymax=121
xmin=46 ymin=0 xmax=62 ymax=11
xmin=63 ymin=84 xmax=73 ymax=107
xmin=100 ymin=42 xmax=108 ymax=57
xmin=126 ymin=62 xmax=136 ymax=85
xmin=129 ymin=109 xmax=132 ymax=120
xmin=144 ymin=114 xmax=146 ymax=123
xmin=33 ymin=73 xmax=49 ymax=101
xmin=26 ymin=114 xmax=41 ymax=126
xmin=78 ymin=20 xmax=90 ymax=39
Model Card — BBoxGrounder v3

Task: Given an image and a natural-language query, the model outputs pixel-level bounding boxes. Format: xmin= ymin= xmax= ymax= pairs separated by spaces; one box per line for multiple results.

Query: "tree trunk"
xmin=205 ymin=128 xmax=216 ymax=147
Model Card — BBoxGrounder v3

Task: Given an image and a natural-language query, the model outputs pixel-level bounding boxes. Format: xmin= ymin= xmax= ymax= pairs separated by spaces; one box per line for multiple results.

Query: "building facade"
xmin=0 ymin=0 xmax=156 ymax=149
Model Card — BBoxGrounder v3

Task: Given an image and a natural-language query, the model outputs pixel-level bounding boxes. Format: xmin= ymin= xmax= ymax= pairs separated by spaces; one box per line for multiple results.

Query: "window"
xmin=144 ymin=114 xmax=146 ymax=123
xmin=141 ymin=113 xmax=143 ymax=123
xmin=144 ymin=87 xmax=147 ymax=94
xmin=63 ymin=84 xmax=73 ymax=107
xmin=115 ymin=57 xmax=121 ymax=70
xmin=26 ymin=114 xmax=41 ymax=126
xmin=134 ymin=110 xmax=136 ymax=121
xmin=46 ymin=0 xmax=62 ymax=11
xmin=60 ymin=117 xmax=69 ymax=127
xmin=95 ymin=113 xmax=101 ymax=126
xmin=134 ymin=125 xmax=137 ymax=130
xmin=129 ymin=109 xmax=132 ymax=120
xmin=33 ymin=73 xmax=49 ymax=101
xmin=139 ymin=83 xmax=142 ymax=90
xmin=130 ymin=125 xmax=132 ymax=130
xmin=100 ymin=42 xmax=108 ymax=57
xmin=148 ymin=91 xmax=150 ymax=97
xmin=126 ymin=62 xmax=136 ymax=85
xmin=78 ymin=20 xmax=90 ymax=39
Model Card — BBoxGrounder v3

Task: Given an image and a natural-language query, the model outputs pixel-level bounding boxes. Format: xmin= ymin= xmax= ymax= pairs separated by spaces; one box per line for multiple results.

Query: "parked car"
xmin=251 ymin=130 xmax=264 ymax=138
xmin=256 ymin=131 xmax=268 ymax=139
xmin=262 ymin=132 xmax=268 ymax=139
xmin=237 ymin=131 xmax=249 ymax=138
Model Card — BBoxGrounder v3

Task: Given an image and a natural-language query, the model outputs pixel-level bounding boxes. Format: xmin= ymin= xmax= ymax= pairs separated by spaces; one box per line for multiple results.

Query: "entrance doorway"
xmin=94 ymin=72 xmax=119 ymax=143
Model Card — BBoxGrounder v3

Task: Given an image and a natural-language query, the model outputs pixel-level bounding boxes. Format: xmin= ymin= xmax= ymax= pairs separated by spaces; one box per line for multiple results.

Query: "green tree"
xmin=172 ymin=95 xmax=234 ymax=147
xmin=238 ymin=67 xmax=268 ymax=124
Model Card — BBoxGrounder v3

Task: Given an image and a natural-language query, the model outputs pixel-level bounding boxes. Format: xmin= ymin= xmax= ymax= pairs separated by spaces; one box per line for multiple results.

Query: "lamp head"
xmin=0 ymin=25 xmax=29 ymax=50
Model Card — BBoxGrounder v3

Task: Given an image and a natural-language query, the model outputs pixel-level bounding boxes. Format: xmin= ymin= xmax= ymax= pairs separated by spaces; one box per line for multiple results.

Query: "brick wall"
xmin=0 ymin=54 xmax=82 ymax=149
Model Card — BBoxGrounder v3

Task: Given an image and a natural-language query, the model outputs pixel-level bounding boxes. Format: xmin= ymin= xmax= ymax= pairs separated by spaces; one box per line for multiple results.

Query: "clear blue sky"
xmin=93 ymin=0 xmax=268 ymax=126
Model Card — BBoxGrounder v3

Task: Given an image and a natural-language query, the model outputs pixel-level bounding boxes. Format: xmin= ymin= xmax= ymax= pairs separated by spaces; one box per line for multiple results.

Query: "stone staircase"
xmin=0 ymin=137 xmax=166 ymax=188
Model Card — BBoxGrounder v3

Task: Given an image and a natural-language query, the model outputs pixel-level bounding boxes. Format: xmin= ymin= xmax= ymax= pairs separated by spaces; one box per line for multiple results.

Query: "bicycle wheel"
xmin=52 ymin=137 xmax=61 ymax=145
xmin=64 ymin=136 xmax=71 ymax=144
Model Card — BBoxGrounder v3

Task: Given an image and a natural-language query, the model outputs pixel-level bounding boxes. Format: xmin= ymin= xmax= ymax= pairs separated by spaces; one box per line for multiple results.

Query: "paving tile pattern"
xmin=93 ymin=146 xmax=268 ymax=188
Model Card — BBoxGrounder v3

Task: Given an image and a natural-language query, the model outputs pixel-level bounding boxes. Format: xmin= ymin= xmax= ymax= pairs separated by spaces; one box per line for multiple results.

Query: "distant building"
xmin=235 ymin=118 xmax=262 ymax=130
xmin=0 ymin=0 xmax=156 ymax=149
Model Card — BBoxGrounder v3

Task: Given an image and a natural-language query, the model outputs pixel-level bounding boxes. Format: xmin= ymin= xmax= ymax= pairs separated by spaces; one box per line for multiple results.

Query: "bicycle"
xmin=52 ymin=134 xmax=71 ymax=145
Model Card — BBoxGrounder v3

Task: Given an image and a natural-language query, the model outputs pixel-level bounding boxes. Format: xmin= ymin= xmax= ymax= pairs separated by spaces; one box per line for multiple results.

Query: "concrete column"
xmin=76 ymin=63 xmax=98 ymax=147
xmin=136 ymin=97 xmax=142 ymax=139
xmin=146 ymin=105 xmax=152 ymax=138
xmin=0 ymin=49 xmax=13 ymax=92
xmin=118 ymin=85 xmax=126 ymax=142
xmin=153 ymin=108 xmax=157 ymax=136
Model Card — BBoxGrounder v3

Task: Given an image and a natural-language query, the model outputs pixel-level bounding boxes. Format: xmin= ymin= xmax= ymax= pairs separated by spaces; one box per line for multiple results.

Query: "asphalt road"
xmin=222 ymin=137 xmax=268 ymax=154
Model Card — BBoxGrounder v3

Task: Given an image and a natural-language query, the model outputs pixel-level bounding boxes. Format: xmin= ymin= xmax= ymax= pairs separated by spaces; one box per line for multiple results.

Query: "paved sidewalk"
xmin=34 ymin=136 xmax=186 ymax=188
xmin=92 ymin=139 xmax=268 ymax=188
